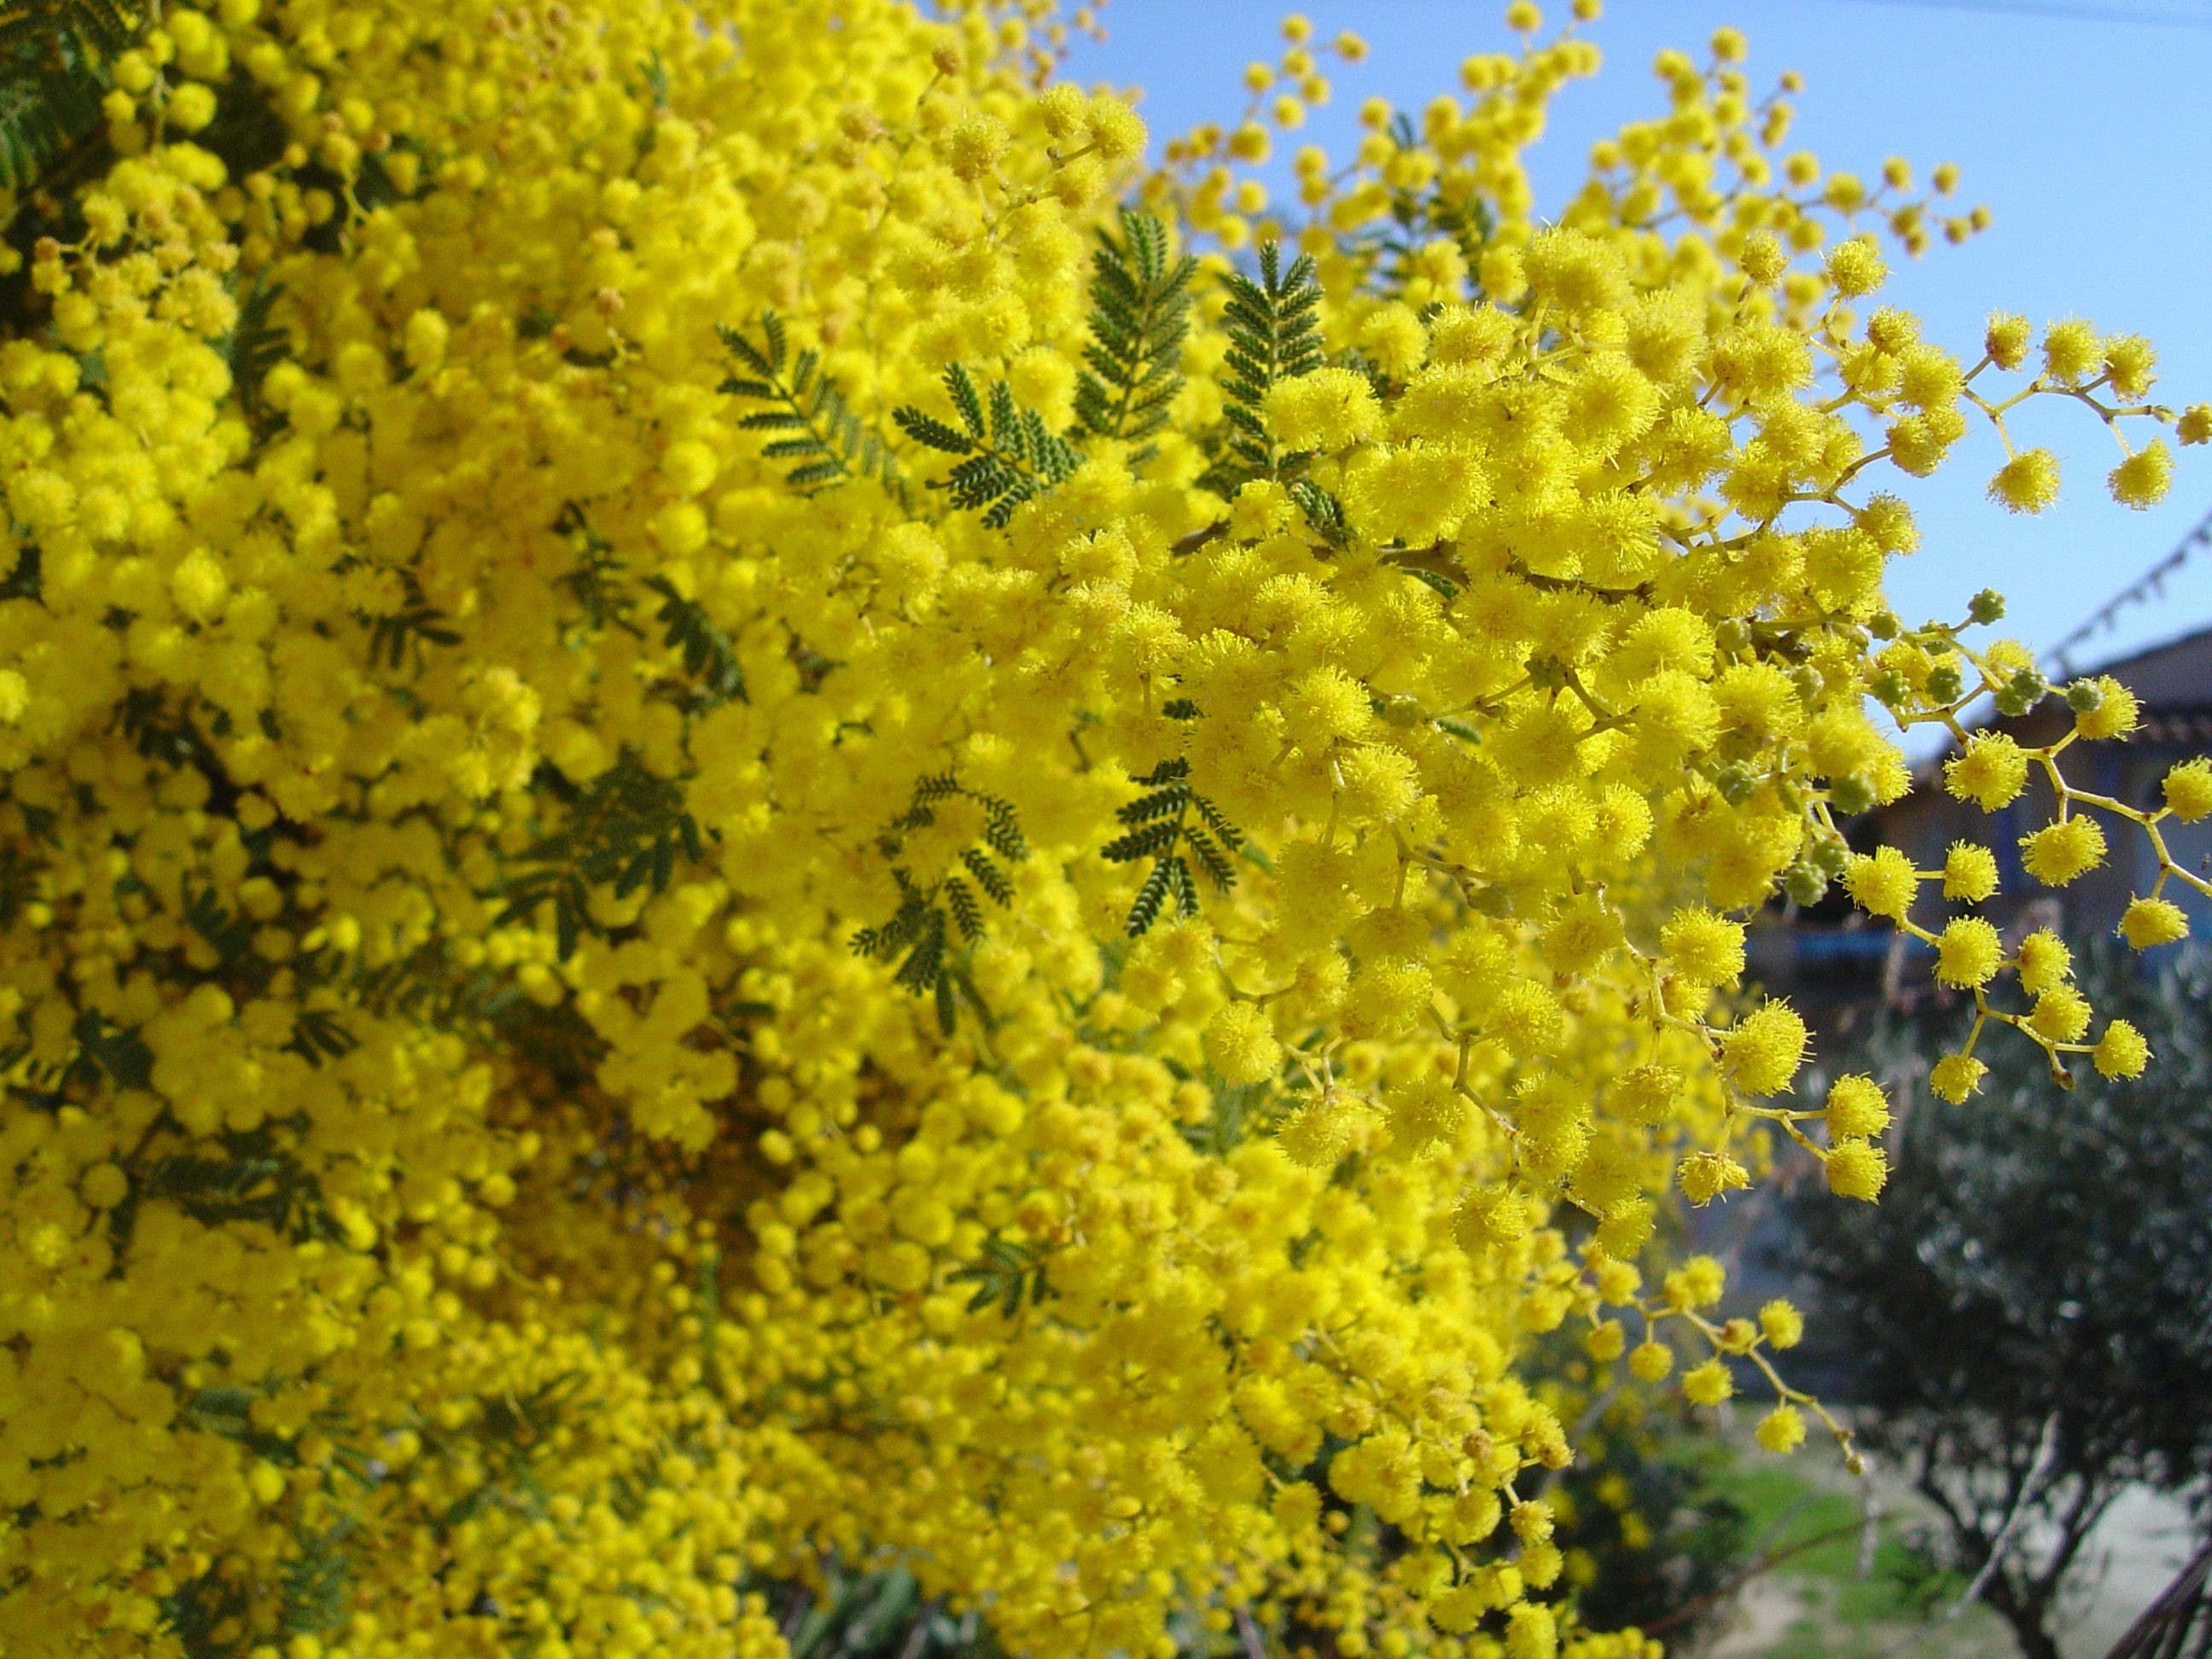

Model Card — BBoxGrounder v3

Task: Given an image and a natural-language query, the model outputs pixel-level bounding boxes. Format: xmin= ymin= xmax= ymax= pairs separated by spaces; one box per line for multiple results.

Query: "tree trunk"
xmin=1981 ymin=1571 xmax=2063 ymax=1659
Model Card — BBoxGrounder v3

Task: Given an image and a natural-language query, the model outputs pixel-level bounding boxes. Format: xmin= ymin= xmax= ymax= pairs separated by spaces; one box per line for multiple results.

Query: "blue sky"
xmin=1062 ymin=0 xmax=2212 ymax=696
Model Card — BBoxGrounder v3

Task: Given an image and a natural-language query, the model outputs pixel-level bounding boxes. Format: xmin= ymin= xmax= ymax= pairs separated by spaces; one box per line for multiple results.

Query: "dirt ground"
xmin=1695 ymin=1425 xmax=2196 ymax=1659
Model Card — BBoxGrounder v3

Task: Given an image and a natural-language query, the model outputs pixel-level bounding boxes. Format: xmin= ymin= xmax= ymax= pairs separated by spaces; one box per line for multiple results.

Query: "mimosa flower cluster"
xmin=0 ymin=0 xmax=2198 ymax=1655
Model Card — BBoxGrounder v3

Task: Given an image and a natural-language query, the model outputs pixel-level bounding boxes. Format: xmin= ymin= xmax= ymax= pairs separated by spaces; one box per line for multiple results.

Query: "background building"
xmin=1717 ymin=624 xmax=2212 ymax=1402
xmin=1749 ymin=623 xmax=2212 ymax=1017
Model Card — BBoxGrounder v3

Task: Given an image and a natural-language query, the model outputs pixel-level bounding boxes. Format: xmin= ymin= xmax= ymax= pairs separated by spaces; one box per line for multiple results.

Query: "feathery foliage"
xmin=344 ymin=935 xmax=605 ymax=1086
xmin=68 ymin=1004 xmax=149 ymax=1090
xmin=222 ymin=275 xmax=289 ymax=434
xmin=1289 ymin=476 xmax=1350 ymax=546
xmin=644 ymin=575 xmax=747 ymax=706
xmin=362 ymin=571 xmax=461 ymax=673
xmin=277 ymin=1521 xmax=355 ymax=1639
xmin=947 ymin=1234 xmax=1054 ymax=1318
xmin=719 ymin=311 xmax=898 ymax=492
xmin=1202 ymin=240 xmax=1325 ymax=492
xmin=498 ymin=759 xmax=704 ymax=960
xmin=1103 ymin=755 xmax=1244 ymax=937
xmin=775 ymin=1563 xmax=987 ymax=1659
xmin=894 ymin=363 xmax=1083 ymax=527
xmin=1074 ymin=207 xmax=1196 ymax=448
xmin=134 ymin=1131 xmax=334 ymax=1243
xmin=555 ymin=504 xmax=634 ymax=630
xmin=852 ymin=774 xmax=1026 ymax=1033
xmin=0 ymin=0 xmax=136 ymax=193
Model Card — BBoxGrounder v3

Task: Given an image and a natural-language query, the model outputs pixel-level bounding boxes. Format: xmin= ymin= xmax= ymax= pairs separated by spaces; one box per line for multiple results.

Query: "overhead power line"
xmin=2045 ymin=502 xmax=2212 ymax=676
xmin=1818 ymin=0 xmax=2212 ymax=26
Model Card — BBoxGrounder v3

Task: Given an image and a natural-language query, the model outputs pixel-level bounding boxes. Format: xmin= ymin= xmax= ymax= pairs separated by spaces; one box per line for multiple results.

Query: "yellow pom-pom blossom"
xmin=1678 ymin=1147 xmax=1749 ymax=1206
xmin=2095 ymin=1019 xmax=2152 ymax=1079
xmin=1205 ymin=998 xmax=1284 ymax=1083
xmin=1681 ymin=1358 xmax=1733 ymax=1406
xmin=2075 ymin=675 xmax=2142 ymax=740
xmin=1759 ymin=1299 xmax=1806 ymax=1349
xmin=1944 ymin=731 xmax=2029 ymax=809
xmin=2023 ymin=817 xmax=2108 ymax=886
xmin=0 ymin=3 xmax=2200 ymax=1654
xmin=1931 ymin=1052 xmax=1990 ymax=1103
xmin=2029 ymin=982 xmax=2093 ymax=1043
xmin=2164 ymin=758 xmax=2212 ymax=821
xmin=1844 ymin=845 xmax=1921 ymax=919
xmin=1942 ymin=841 xmax=2000 ymax=902
xmin=1722 ymin=1002 xmax=1809 ymax=1097
xmin=1755 ymin=1404 xmax=1808 ymax=1453
xmin=2018 ymin=928 xmax=2075 ymax=993
xmin=1660 ymin=905 xmax=1745 ymax=988
xmin=1824 ymin=1074 xmax=1891 ymax=1141
xmin=2111 ymin=441 xmax=2174 ymax=509
xmin=1825 ymin=1138 xmax=1889 ymax=1201
xmin=2121 ymin=897 xmax=2191 ymax=951
xmin=1988 ymin=447 xmax=2061 ymax=514
xmin=1935 ymin=916 xmax=2004 ymax=987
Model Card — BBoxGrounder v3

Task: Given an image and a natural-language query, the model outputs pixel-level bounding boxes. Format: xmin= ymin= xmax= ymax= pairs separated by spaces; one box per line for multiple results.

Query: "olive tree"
xmin=1791 ymin=940 xmax=2212 ymax=1659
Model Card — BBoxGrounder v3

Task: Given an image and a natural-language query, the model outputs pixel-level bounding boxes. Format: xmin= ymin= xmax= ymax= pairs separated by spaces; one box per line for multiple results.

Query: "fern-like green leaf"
xmin=850 ymin=777 xmax=1029 ymax=1032
xmin=1202 ymin=242 xmax=1325 ymax=495
xmin=960 ymin=847 xmax=1011 ymax=905
xmin=1189 ymin=790 xmax=1244 ymax=852
xmin=890 ymin=408 xmax=973 ymax=454
xmin=987 ymin=378 xmax=1022 ymax=453
xmin=183 ymin=884 xmax=254 ymax=965
xmin=288 ymin=1008 xmax=358 ymax=1066
xmin=890 ymin=904 xmax=946 ymax=998
xmin=944 ymin=360 xmax=986 ymax=438
xmin=894 ymin=365 xmax=1080 ymax=528
xmin=944 ymin=874 xmax=982 ymax=943
xmin=980 ymin=795 xmax=1026 ymax=862
xmin=222 ymin=274 xmax=290 ymax=433
xmin=1116 ymin=785 xmax=1188 ymax=825
xmin=72 ymin=1006 xmax=149 ymax=1090
xmin=1351 ymin=121 xmax=1498 ymax=297
xmin=0 ymin=0 xmax=138 ymax=194
xmin=134 ymin=1127 xmax=337 ymax=1245
xmin=498 ymin=759 xmax=703 ymax=959
xmin=1126 ymin=855 xmax=1176 ymax=937
xmin=1185 ymin=826 xmax=1236 ymax=891
xmin=279 ymin=1520 xmax=355 ymax=1638
xmin=1074 ymin=209 xmax=1196 ymax=445
xmin=1106 ymin=754 xmax=1246 ymax=935
xmin=717 ymin=311 xmax=898 ymax=492
xmin=1289 ymin=479 xmax=1349 ymax=547
xmin=364 ymin=577 xmax=461 ymax=672
xmin=556 ymin=506 xmax=633 ymax=631
xmin=643 ymin=575 xmax=746 ymax=705
xmin=852 ymin=888 xmax=924 ymax=963
xmin=949 ymin=1236 xmax=1054 ymax=1318
xmin=1101 ymin=818 xmax=1179 ymax=864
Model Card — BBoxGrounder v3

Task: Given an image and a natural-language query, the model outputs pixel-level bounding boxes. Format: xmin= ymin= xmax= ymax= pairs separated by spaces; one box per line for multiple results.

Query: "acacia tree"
xmin=3 ymin=0 xmax=2210 ymax=1654
xmin=1794 ymin=940 xmax=2212 ymax=1659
